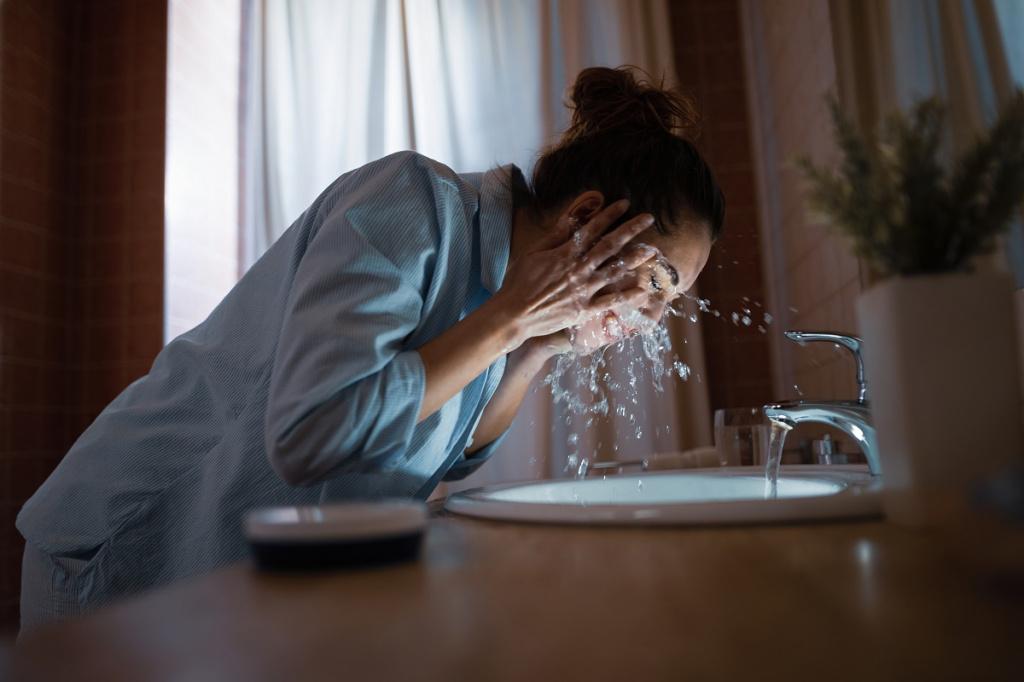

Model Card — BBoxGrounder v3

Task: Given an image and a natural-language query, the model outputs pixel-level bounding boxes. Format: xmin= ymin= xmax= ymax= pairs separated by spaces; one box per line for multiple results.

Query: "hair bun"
xmin=566 ymin=66 xmax=699 ymax=141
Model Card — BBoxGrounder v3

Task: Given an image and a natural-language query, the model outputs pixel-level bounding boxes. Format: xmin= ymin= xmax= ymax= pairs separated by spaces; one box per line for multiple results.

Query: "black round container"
xmin=245 ymin=501 xmax=427 ymax=571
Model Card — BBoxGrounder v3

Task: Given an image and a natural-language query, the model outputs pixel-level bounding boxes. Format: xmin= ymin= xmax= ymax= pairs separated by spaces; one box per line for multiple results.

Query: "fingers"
xmin=533 ymin=199 xmax=631 ymax=254
xmin=632 ymin=299 xmax=668 ymax=332
xmin=644 ymin=299 xmax=669 ymax=322
xmin=585 ymin=286 xmax=647 ymax=316
xmin=580 ymin=214 xmax=656 ymax=275
xmin=589 ymin=242 xmax=659 ymax=285
xmin=533 ymin=220 xmax=574 ymax=252
xmin=574 ymin=199 xmax=631 ymax=251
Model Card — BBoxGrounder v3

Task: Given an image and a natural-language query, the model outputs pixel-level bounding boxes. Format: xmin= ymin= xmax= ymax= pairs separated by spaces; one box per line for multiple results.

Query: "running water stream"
xmin=763 ymin=420 xmax=792 ymax=499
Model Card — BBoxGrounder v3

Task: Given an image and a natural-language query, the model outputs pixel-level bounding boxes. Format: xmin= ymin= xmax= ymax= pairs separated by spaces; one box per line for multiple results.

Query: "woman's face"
xmin=572 ymin=219 xmax=713 ymax=350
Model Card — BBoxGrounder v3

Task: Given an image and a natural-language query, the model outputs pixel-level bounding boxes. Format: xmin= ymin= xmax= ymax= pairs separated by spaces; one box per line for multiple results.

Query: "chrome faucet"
xmin=762 ymin=331 xmax=881 ymax=476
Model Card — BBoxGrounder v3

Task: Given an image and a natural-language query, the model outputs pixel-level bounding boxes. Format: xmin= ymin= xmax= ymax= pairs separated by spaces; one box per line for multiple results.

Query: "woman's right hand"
xmin=492 ymin=199 xmax=658 ymax=350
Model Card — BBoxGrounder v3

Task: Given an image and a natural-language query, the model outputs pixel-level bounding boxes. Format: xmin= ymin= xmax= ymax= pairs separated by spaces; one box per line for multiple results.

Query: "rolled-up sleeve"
xmin=442 ymin=428 xmax=511 ymax=481
xmin=264 ymin=158 xmax=439 ymax=486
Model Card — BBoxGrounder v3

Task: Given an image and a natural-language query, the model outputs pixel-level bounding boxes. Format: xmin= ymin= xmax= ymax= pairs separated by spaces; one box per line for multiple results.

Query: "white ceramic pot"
xmin=857 ymin=271 xmax=1024 ymax=526
xmin=1016 ymin=289 xmax=1024 ymax=422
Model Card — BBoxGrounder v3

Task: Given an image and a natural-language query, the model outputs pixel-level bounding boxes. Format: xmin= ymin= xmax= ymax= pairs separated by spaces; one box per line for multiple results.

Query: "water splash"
xmin=672 ymin=360 xmax=690 ymax=380
xmin=545 ymin=311 xmax=691 ymax=474
xmin=677 ymin=291 xmax=775 ymax=334
xmin=545 ymin=286 xmax=778 ymax=474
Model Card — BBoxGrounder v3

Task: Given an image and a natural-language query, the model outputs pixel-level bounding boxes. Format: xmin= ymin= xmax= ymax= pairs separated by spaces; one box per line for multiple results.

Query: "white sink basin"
xmin=445 ymin=466 xmax=882 ymax=525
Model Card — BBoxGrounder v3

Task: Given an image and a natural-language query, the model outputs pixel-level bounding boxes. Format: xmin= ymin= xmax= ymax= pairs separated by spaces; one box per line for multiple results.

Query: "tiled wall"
xmin=740 ymin=0 xmax=864 ymax=405
xmin=165 ymin=0 xmax=240 ymax=340
xmin=70 ymin=0 xmax=168 ymax=419
xmin=668 ymin=0 xmax=775 ymax=413
xmin=0 ymin=0 xmax=67 ymax=633
xmin=0 ymin=0 xmax=168 ymax=633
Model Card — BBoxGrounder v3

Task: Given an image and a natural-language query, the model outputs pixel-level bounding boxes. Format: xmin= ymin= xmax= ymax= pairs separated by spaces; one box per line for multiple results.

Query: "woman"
xmin=17 ymin=66 xmax=724 ymax=630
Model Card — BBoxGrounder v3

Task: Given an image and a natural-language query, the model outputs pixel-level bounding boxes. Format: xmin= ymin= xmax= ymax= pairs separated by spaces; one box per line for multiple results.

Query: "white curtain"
xmin=241 ymin=0 xmax=713 ymax=489
xmin=829 ymin=0 xmax=1024 ymax=286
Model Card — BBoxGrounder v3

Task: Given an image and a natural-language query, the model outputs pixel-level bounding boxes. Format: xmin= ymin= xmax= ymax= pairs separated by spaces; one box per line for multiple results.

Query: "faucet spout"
xmin=763 ymin=400 xmax=881 ymax=476
xmin=763 ymin=331 xmax=880 ymax=476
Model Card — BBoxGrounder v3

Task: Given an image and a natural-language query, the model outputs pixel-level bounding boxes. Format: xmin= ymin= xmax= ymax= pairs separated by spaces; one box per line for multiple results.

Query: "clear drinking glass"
xmin=713 ymin=407 xmax=770 ymax=467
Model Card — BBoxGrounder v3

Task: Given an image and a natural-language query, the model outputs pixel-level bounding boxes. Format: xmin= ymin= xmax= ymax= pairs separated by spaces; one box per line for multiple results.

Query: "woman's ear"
xmin=566 ymin=190 xmax=605 ymax=224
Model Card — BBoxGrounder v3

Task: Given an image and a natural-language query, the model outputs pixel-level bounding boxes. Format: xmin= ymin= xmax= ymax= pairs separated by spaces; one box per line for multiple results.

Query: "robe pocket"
xmin=45 ymin=539 xmax=110 ymax=613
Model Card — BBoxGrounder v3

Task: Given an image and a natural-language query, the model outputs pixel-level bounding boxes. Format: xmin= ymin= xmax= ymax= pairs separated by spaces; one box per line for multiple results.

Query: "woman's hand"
xmin=521 ymin=331 xmax=573 ymax=359
xmin=568 ymin=247 xmax=675 ymax=354
xmin=417 ymin=200 xmax=663 ymax=423
xmin=492 ymin=199 xmax=659 ymax=350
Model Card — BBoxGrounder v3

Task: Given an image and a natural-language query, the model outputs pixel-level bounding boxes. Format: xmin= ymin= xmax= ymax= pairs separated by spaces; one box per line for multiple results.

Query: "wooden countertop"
xmin=9 ymin=510 xmax=1024 ymax=681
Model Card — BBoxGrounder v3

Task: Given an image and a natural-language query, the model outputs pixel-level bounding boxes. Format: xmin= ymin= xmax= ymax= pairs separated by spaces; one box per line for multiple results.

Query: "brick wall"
xmin=668 ymin=0 xmax=775 ymax=413
xmin=0 ymin=0 xmax=67 ymax=634
xmin=0 ymin=0 xmax=168 ymax=634
xmin=741 ymin=0 xmax=863 ymax=404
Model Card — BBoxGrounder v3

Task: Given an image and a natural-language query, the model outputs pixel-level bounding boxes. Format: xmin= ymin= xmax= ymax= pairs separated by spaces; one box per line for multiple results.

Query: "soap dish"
xmin=245 ymin=500 xmax=427 ymax=571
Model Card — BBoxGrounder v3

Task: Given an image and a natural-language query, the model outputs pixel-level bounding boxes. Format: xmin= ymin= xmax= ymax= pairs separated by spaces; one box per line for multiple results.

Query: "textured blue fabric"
xmin=16 ymin=151 xmax=516 ymax=614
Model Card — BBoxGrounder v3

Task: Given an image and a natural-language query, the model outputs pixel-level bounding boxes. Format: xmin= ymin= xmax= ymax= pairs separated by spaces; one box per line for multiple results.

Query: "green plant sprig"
xmin=798 ymin=90 xmax=1024 ymax=277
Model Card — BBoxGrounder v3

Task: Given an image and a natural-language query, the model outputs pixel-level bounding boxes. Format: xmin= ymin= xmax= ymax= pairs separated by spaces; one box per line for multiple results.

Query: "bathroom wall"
xmin=0 ymin=0 xmax=862 ymax=632
xmin=0 ymin=0 xmax=68 ymax=631
xmin=667 ymin=0 xmax=775 ymax=413
xmin=0 ymin=0 xmax=168 ymax=632
xmin=165 ymin=0 xmax=240 ymax=340
xmin=740 ymin=0 xmax=864 ymax=403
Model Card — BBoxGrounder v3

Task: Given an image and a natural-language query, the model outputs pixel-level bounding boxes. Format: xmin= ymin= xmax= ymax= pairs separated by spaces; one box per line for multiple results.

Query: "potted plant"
xmin=799 ymin=92 xmax=1024 ymax=526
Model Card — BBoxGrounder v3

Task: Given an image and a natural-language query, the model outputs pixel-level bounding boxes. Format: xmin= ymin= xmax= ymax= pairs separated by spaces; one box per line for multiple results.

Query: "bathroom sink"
xmin=445 ymin=466 xmax=881 ymax=525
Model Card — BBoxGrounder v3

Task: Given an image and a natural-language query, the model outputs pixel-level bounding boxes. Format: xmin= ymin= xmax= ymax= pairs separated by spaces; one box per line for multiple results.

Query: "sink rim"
xmin=444 ymin=465 xmax=882 ymax=527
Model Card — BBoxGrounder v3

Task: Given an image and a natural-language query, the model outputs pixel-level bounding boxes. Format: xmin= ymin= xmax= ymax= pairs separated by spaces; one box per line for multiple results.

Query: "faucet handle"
xmin=784 ymin=330 xmax=868 ymax=404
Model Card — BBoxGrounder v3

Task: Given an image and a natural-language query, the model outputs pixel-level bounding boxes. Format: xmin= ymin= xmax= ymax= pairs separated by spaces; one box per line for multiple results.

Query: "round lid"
xmin=245 ymin=500 xmax=427 ymax=543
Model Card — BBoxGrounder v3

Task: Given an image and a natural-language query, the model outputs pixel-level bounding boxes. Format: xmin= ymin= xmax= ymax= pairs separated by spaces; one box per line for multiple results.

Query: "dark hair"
xmin=512 ymin=66 xmax=725 ymax=240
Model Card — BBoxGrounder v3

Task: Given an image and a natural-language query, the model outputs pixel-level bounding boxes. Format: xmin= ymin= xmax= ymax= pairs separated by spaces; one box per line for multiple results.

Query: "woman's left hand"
xmin=564 ymin=246 xmax=674 ymax=354
xmin=521 ymin=331 xmax=573 ymax=358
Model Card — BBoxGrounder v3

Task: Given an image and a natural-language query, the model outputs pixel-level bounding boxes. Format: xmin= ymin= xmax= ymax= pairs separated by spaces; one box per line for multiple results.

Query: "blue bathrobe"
xmin=17 ymin=151 xmax=515 ymax=627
